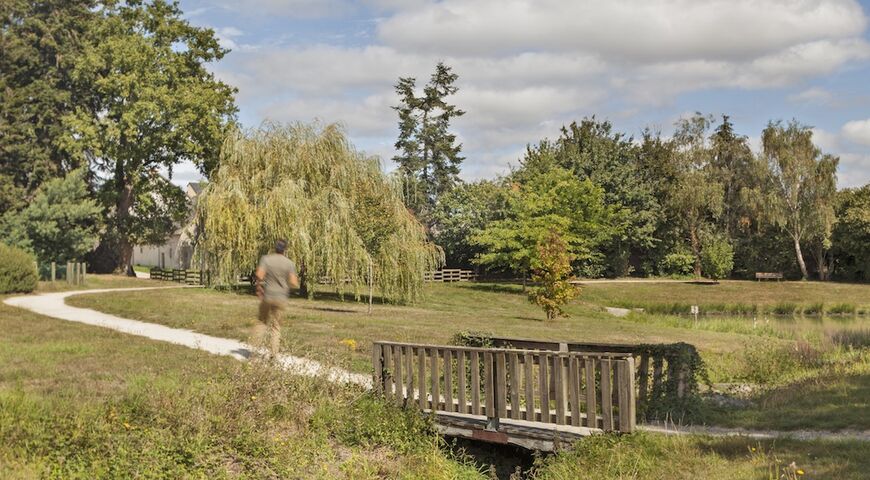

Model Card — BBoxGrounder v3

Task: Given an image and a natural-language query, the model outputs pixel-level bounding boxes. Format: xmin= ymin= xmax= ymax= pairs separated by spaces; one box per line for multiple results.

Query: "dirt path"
xmin=5 ymin=287 xmax=867 ymax=442
xmin=3 ymin=287 xmax=370 ymax=388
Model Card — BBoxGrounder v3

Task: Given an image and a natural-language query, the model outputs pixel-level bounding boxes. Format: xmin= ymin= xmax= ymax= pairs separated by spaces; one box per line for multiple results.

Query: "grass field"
xmin=4 ymin=283 xmax=870 ymax=478
xmin=65 ymin=278 xmax=870 ymax=432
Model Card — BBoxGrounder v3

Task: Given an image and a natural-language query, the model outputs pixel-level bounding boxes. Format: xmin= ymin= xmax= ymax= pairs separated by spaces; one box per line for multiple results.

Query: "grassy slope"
xmin=580 ymin=280 xmax=870 ymax=311
xmin=67 ymin=279 xmax=870 ymax=433
xmin=0 ymin=300 xmax=483 ymax=479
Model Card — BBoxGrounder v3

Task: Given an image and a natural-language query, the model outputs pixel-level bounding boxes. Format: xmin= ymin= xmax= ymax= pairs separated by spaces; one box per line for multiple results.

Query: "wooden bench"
xmin=755 ymin=272 xmax=783 ymax=281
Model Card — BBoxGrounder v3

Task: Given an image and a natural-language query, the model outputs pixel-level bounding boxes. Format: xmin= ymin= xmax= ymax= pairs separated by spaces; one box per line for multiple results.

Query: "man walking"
xmin=253 ymin=239 xmax=299 ymax=357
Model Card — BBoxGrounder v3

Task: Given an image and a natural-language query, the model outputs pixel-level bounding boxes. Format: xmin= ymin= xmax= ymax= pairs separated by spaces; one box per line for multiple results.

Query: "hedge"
xmin=0 ymin=243 xmax=38 ymax=294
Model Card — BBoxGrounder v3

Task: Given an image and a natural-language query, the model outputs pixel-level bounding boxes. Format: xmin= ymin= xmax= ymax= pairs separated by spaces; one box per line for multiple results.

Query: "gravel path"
xmin=5 ymin=287 xmax=867 ymax=442
xmin=3 ymin=287 xmax=370 ymax=388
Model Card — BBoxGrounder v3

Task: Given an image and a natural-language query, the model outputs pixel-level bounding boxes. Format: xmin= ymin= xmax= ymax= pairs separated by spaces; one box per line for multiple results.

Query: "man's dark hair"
xmin=275 ymin=239 xmax=287 ymax=254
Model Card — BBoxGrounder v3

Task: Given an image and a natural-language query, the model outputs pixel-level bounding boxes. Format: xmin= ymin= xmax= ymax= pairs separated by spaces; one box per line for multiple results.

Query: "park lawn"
xmin=2 ymin=296 xmax=868 ymax=479
xmin=580 ymin=279 xmax=870 ymax=313
xmin=36 ymin=273 xmax=153 ymax=293
xmin=67 ymin=282 xmax=772 ymax=375
xmin=0 ymin=299 xmax=484 ymax=479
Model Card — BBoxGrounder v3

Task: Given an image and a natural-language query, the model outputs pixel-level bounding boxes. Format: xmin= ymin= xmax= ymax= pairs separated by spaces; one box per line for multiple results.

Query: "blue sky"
xmin=171 ymin=0 xmax=870 ymax=188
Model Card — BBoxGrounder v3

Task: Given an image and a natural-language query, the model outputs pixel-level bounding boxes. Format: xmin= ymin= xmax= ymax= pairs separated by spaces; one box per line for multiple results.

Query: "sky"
xmin=170 ymin=0 xmax=870 ymax=189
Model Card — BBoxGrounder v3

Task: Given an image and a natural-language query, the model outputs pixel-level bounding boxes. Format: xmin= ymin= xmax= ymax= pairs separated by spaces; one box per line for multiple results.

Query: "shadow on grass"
xmin=457 ymin=283 xmax=525 ymax=295
xmin=445 ymin=437 xmax=538 ymax=480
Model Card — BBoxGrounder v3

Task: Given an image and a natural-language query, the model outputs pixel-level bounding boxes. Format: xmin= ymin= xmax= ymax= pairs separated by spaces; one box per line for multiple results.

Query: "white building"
xmin=131 ymin=182 xmax=202 ymax=270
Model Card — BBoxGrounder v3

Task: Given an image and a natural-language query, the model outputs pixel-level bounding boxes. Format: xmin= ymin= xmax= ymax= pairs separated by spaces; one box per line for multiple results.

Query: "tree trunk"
xmin=689 ymin=227 xmax=702 ymax=278
xmin=115 ymin=164 xmax=135 ymax=276
xmin=793 ymin=236 xmax=808 ymax=280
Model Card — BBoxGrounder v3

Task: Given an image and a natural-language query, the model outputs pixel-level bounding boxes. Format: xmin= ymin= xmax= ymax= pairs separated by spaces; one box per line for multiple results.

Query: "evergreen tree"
xmin=0 ymin=0 xmax=96 ymax=214
xmin=392 ymin=62 xmax=465 ymax=222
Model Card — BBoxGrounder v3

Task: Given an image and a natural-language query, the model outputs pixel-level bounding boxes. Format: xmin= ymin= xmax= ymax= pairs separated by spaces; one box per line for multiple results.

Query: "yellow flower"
xmin=797 ymin=470 xmax=805 ymax=476
xmin=339 ymin=339 xmax=358 ymax=351
xmin=250 ymin=395 xmax=257 ymax=400
xmin=751 ymin=447 xmax=756 ymax=452
xmin=123 ymin=422 xmax=131 ymax=430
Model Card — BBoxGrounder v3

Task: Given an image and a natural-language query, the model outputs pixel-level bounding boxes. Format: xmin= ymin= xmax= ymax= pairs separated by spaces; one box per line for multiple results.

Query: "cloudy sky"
xmin=172 ymin=0 xmax=870 ymax=188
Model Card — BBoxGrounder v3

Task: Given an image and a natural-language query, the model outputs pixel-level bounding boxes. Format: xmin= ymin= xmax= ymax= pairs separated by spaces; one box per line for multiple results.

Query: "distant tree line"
xmin=403 ymin=102 xmax=868 ymax=281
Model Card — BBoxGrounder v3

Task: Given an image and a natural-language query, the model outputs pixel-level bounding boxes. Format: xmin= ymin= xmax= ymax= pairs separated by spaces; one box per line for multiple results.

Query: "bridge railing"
xmin=372 ymin=341 xmax=636 ymax=433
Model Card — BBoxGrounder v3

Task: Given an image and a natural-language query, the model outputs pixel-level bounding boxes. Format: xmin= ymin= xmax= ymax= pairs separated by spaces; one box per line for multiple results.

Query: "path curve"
xmin=5 ymin=288 xmax=867 ymax=442
xmin=3 ymin=287 xmax=370 ymax=388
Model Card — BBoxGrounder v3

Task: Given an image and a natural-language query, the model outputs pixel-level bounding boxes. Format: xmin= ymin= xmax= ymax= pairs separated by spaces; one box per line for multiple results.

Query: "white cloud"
xmin=842 ymin=118 xmax=870 ymax=146
xmin=378 ymin=0 xmax=867 ymax=61
xmin=789 ymin=87 xmax=835 ymax=105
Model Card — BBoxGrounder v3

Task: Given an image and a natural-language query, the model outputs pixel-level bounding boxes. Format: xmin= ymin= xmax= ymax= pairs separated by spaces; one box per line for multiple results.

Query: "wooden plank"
xmin=496 ymin=351 xmax=507 ymax=418
xmin=444 ymin=349 xmax=454 ymax=412
xmin=405 ymin=345 xmax=414 ymax=407
xmin=554 ymin=355 xmax=565 ymax=425
xmin=383 ymin=344 xmax=394 ymax=401
xmin=568 ymin=356 xmax=580 ymax=427
xmin=509 ymin=352 xmax=520 ymax=420
xmin=637 ymin=353 xmax=650 ymax=405
xmin=539 ymin=354 xmax=550 ymax=423
xmin=471 ymin=351 xmax=481 ymax=415
xmin=601 ymin=358 xmax=613 ymax=431
xmin=372 ymin=343 xmax=383 ymax=394
xmin=457 ymin=350 xmax=467 ymax=414
xmin=617 ymin=357 xmax=636 ymax=433
xmin=484 ymin=352 xmax=494 ymax=417
xmin=393 ymin=345 xmax=403 ymax=404
xmin=430 ymin=348 xmax=440 ymax=410
xmin=584 ymin=357 xmax=597 ymax=428
xmin=418 ymin=347 xmax=427 ymax=410
xmin=523 ymin=353 xmax=534 ymax=421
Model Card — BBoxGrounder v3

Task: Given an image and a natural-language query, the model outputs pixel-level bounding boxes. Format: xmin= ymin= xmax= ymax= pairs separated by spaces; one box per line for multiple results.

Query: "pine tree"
xmin=392 ymin=62 xmax=465 ymax=222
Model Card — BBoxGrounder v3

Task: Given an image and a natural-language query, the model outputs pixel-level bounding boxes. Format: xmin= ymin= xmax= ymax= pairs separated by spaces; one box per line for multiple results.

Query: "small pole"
xmin=51 ymin=262 xmax=56 ymax=282
xmin=67 ymin=262 xmax=72 ymax=284
xmin=81 ymin=263 xmax=87 ymax=283
xmin=691 ymin=305 xmax=699 ymax=325
xmin=368 ymin=258 xmax=373 ymax=315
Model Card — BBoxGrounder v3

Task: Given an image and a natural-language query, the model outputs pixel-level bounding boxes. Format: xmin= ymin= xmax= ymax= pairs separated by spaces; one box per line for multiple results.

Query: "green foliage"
xmin=519 ymin=119 xmax=660 ymax=276
xmin=831 ymin=184 xmax=870 ymax=281
xmin=472 ymin=168 xmax=620 ymax=277
xmin=430 ymin=180 xmax=510 ymax=268
xmin=658 ymin=252 xmax=696 ymax=277
xmin=0 ymin=169 xmax=101 ymax=263
xmin=760 ymin=120 xmax=839 ymax=280
xmin=393 ymin=62 xmax=465 ymax=221
xmin=528 ymin=230 xmax=579 ymax=320
xmin=700 ymin=235 xmax=734 ymax=280
xmin=0 ymin=0 xmax=95 ymax=214
xmin=62 ymin=0 xmax=236 ymax=271
xmin=197 ymin=123 xmax=441 ymax=303
xmin=0 ymin=243 xmax=38 ymax=293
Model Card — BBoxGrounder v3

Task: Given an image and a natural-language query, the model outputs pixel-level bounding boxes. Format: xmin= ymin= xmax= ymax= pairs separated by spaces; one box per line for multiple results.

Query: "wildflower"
xmin=751 ymin=447 xmax=756 ymax=452
xmin=797 ymin=470 xmax=805 ymax=476
xmin=339 ymin=338 xmax=358 ymax=351
xmin=250 ymin=395 xmax=257 ymax=400
xmin=123 ymin=422 xmax=132 ymax=430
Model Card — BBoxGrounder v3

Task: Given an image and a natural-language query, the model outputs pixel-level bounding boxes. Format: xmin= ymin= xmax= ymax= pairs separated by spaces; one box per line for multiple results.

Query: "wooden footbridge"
xmin=372 ymin=341 xmax=638 ymax=451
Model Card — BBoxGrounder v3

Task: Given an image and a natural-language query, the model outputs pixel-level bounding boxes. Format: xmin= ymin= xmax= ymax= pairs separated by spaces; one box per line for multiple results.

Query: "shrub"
xmin=828 ymin=303 xmax=857 ymax=315
xmin=700 ymin=235 xmax=734 ymax=280
xmin=658 ymin=253 xmax=695 ymax=277
xmin=0 ymin=243 xmax=38 ymax=294
xmin=829 ymin=329 xmax=870 ymax=349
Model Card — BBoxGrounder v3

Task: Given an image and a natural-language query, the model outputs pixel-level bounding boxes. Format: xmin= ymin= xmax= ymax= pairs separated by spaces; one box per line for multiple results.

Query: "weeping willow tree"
xmin=196 ymin=123 xmax=442 ymax=303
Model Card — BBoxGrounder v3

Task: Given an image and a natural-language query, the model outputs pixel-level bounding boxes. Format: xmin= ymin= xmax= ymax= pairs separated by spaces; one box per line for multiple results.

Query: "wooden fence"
xmin=149 ymin=267 xmax=202 ymax=285
xmin=373 ymin=341 xmax=636 ymax=437
xmin=460 ymin=335 xmax=701 ymax=420
xmin=423 ymin=269 xmax=477 ymax=282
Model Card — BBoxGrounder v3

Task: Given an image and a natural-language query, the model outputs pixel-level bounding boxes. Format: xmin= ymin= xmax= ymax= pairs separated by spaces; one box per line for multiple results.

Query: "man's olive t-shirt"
xmin=258 ymin=254 xmax=297 ymax=301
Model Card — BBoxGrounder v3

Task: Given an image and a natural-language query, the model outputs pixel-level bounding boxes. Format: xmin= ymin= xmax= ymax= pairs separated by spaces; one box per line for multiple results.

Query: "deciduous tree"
xmin=529 ymin=229 xmax=579 ymax=321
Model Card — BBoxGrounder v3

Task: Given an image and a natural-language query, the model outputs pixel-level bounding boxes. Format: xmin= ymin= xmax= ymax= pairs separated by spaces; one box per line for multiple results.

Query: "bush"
xmin=0 ymin=243 xmax=38 ymax=294
xmin=701 ymin=236 xmax=734 ymax=280
xmin=658 ymin=253 xmax=695 ymax=276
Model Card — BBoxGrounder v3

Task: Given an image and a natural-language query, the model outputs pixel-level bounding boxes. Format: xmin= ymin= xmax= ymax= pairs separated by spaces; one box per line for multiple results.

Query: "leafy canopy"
xmin=528 ymin=229 xmax=579 ymax=321
xmin=197 ymin=123 xmax=442 ymax=304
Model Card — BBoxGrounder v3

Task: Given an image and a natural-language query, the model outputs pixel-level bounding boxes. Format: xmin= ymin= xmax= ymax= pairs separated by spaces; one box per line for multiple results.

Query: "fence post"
xmin=617 ymin=357 xmax=636 ymax=433
xmin=81 ymin=263 xmax=87 ymax=283
xmin=66 ymin=262 xmax=72 ymax=284
xmin=372 ymin=343 xmax=384 ymax=394
xmin=51 ymin=262 xmax=56 ymax=282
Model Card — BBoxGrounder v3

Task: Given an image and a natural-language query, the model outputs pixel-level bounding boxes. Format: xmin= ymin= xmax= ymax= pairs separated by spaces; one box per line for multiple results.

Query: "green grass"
xmin=580 ymin=280 xmax=870 ymax=314
xmin=36 ymin=273 xmax=153 ymax=293
xmin=0 ymin=300 xmax=484 ymax=479
xmin=3 ymin=283 xmax=870 ymax=478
